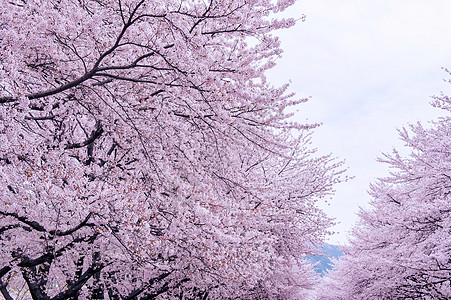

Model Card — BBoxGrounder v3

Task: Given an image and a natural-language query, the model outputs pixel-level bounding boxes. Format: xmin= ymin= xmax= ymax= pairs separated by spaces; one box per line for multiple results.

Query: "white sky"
xmin=267 ymin=0 xmax=451 ymax=244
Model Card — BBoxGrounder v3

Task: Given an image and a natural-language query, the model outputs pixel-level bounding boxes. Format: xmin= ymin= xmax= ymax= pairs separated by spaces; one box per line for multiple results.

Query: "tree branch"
xmin=0 ymin=211 xmax=46 ymax=232
xmin=16 ymin=234 xmax=99 ymax=268
xmin=0 ymin=266 xmax=11 ymax=280
xmin=0 ymin=279 xmax=14 ymax=300
xmin=21 ymin=268 xmax=50 ymax=300
xmin=123 ymin=272 xmax=172 ymax=300
xmin=65 ymin=121 xmax=103 ymax=150
xmin=0 ymin=1 xmax=155 ymax=104
xmin=0 ymin=224 xmax=20 ymax=235
xmin=51 ymin=264 xmax=105 ymax=300
xmin=49 ymin=212 xmax=94 ymax=236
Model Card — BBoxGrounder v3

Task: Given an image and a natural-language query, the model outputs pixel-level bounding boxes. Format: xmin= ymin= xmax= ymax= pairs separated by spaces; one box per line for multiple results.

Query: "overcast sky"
xmin=267 ymin=0 xmax=451 ymax=244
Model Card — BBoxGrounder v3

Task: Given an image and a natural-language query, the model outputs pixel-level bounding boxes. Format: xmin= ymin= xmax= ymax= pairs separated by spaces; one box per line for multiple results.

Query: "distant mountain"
xmin=307 ymin=244 xmax=343 ymax=276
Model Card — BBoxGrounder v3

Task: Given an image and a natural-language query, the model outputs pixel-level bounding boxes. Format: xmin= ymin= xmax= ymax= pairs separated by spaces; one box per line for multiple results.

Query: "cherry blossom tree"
xmin=0 ymin=0 xmax=344 ymax=299
xmin=316 ymin=90 xmax=451 ymax=299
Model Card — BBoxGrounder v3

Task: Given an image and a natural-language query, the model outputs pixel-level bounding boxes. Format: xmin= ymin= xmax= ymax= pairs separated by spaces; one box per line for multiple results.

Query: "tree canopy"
xmin=316 ymin=87 xmax=451 ymax=299
xmin=0 ymin=0 xmax=344 ymax=299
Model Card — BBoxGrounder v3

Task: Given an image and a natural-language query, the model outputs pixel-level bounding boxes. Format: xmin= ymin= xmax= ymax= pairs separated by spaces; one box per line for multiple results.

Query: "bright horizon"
xmin=268 ymin=0 xmax=451 ymax=244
